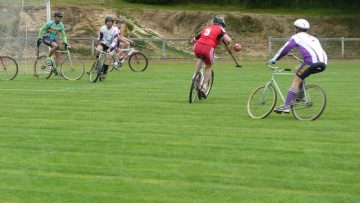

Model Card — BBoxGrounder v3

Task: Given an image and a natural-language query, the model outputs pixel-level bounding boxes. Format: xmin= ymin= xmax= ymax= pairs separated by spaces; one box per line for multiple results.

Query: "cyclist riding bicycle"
xmin=114 ymin=19 xmax=134 ymax=68
xmin=192 ymin=16 xmax=232 ymax=99
xmin=268 ymin=19 xmax=328 ymax=113
xmin=37 ymin=11 xmax=70 ymax=73
xmin=96 ymin=16 xmax=119 ymax=79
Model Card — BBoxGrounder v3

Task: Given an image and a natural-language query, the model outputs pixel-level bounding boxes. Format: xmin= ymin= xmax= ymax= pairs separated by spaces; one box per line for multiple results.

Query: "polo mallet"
xmin=222 ymin=39 xmax=242 ymax=68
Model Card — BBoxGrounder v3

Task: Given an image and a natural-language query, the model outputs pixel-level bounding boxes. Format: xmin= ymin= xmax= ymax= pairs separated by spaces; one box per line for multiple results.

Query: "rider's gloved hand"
xmin=37 ymin=38 xmax=42 ymax=47
xmin=64 ymin=43 xmax=71 ymax=50
xmin=268 ymin=58 xmax=276 ymax=65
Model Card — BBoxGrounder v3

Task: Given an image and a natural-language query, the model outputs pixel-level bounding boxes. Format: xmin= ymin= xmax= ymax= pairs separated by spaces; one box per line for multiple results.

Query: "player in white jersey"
xmin=268 ymin=19 xmax=327 ymax=113
xmin=113 ymin=19 xmax=134 ymax=68
xmin=96 ymin=16 xmax=119 ymax=79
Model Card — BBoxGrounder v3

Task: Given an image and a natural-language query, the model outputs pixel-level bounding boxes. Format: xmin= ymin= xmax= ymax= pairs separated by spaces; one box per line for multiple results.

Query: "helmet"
xmin=213 ymin=16 xmax=226 ymax=28
xmin=294 ymin=19 xmax=310 ymax=30
xmin=105 ymin=16 xmax=114 ymax=23
xmin=116 ymin=19 xmax=124 ymax=24
xmin=54 ymin=11 xmax=63 ymax=18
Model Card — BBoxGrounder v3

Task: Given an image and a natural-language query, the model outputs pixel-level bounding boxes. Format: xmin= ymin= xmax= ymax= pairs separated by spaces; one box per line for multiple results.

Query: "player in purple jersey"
xmin=268 ymin=19 xmax=328 ymax=113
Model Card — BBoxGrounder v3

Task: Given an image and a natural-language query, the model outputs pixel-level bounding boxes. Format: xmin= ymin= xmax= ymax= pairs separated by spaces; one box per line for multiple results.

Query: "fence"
xmin=269 ymin=37 xmax=360 ymax=58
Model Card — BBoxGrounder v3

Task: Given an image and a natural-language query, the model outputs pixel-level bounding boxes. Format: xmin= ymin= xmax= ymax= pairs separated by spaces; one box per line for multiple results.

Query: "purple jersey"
xmin=272 ymin=32 xmax=327 ymax=65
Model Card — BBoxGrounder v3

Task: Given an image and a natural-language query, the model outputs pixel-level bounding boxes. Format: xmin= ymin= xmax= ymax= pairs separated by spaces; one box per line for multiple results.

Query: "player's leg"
xmin=102 ymin=50 xmax=112 ymax=79
xmin=275 ymin=64 xmax=309 ymax=113
xmin=53 ymin=42 xmax=61 ymax=72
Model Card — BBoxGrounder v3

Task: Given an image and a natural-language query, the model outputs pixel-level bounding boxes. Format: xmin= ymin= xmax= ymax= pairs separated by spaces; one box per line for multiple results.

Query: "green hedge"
xmin=123 ymin=0 xmax=359 ymax=9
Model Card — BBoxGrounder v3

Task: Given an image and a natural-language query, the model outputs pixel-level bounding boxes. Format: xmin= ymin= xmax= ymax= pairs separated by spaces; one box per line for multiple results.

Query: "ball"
xmin=233 ymin=43 xmax=242 ymax=52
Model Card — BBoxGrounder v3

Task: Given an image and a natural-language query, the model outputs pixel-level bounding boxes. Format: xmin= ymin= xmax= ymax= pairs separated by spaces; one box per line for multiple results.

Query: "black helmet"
xmin=213 ymin=16 xmax=226 ymax=27
xmin=105 ymin=16 xmax=114 ymax=23
xmin=54 ymin=11 xmax=64 ymax=18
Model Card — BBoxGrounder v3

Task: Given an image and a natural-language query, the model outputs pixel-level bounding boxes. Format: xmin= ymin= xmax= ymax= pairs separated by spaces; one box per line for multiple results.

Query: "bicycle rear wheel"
xmin=291 ymin=85 xmax=326 ymax=121
xmin=33 ymin=55 xmax=52 ymax=79
xmin=61 ymin=57 xmax=85 ymax=80
xmin=189 ymin=72 xmax=201 ymax=103
xmin=128 ymin=52 xmax=148 ymax=72
xmin=89 ymin=61 xmax=102 ymax=83
xmin=0 ymin=56 xmax=18 ymax=80
xmin=247 ymin=84 xmax=277 ymax=119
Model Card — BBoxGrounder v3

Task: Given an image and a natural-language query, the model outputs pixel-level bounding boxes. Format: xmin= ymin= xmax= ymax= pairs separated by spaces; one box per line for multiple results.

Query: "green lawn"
xmin=0 ymin=60 xmax=359 ymax=202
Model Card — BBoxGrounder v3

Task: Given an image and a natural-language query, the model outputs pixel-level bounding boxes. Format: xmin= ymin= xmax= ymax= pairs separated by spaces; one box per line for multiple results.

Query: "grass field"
xmin=0 ymin=60 xmax=359 ymax=202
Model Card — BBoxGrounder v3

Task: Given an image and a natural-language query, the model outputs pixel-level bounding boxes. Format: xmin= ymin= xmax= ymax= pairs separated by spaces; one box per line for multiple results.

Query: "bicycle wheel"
xmin=33 ymin=55 xmax=52 ymax=79
xmin=128 ymin=52 xmax=148 ymax=72
xmin=89 ymin=61 xmax=102 ymax=83
xmin=61 ymin=57 xmax=85 ymax=80
xmin=247 ymin=84 xmax=277 ymax=119
xmin=109 ymin=55 xmax=116 ymax=72
xmin=203 ymin=70 xmax=214 ymax=98
xmin=0 ymin=56 xmax=18 ymax=80
xmin=291 ymin=85 xmax=326 ymax=121
xmin=189 ymin=72 xmax=201 ymax=103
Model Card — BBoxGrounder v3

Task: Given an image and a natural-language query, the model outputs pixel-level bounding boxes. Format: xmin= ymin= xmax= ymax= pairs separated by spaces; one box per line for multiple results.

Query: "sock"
xmin=298 ymin=81 xmax=304 ymax=97
xmin=285 ymin=87 xmax=297 ymax=107
xmin=103 ymin=64 xmax=109 ymax=74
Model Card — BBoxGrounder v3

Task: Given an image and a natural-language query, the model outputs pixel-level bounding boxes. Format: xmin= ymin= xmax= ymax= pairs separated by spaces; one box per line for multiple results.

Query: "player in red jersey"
xmin=192 ymin=16 xmax=232 ymax=99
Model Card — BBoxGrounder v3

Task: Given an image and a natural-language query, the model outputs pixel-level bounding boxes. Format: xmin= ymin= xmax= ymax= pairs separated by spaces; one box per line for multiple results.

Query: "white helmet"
xmin=294 ymin=19 xmax=310 ymax=30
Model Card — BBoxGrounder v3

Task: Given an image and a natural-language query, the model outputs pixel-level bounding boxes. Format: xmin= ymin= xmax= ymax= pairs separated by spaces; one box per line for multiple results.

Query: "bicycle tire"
xmin=202 ymin=70 xmax=215 ymax=99
xmin=291 ymin=85 xmax=326 ymax=121
xmin=61 ymin=57 xmax=85 ymax=80
xmin=109 ymin=55 xmax=116 ymax=72
xmin=89 ymin=61 xmax=102 ymax=83
xmin=0 ymin=56 xmax=18 ymax=80
xmin=128 ymin=52 xmax=148 ymax=72
xmin=33 ymin=55 xmax=52 ymax=79
xmin=247 ymin=84 xmax=277 ymax=119
xmin=189 ymin=72 xmax=201 ymax=103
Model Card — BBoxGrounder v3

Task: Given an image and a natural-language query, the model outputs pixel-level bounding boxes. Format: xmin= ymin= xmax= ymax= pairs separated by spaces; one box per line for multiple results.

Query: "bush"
xmin=226 ymin=15 xmax=263 ymax=36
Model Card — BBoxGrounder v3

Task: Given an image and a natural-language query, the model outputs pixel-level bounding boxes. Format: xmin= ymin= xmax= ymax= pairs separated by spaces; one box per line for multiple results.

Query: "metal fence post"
xmin=268 ymin=36 xmax=272 ymax=56
xmin=162 ymin=38 xmax=167 ymax=58
xmin=341 ymin=37 xmax=345 ymax=57
xmin=91 ymin=36 xmax=95 ymax=56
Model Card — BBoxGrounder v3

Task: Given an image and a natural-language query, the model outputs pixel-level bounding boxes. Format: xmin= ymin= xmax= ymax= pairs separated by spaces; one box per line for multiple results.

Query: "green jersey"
xmin=38 ymin=20 xmax=67 ymax=43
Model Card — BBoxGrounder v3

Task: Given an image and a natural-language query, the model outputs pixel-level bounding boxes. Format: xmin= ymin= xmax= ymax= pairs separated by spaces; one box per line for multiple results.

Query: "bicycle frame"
xmin=265 ymin=64 xmax=311 ymax=105
xmin=115 ymin=47 xmax=136 ymax=62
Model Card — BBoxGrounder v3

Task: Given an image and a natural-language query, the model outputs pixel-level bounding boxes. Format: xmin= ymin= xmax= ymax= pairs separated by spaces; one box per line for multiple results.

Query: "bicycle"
xmin=33 ymin=46 xmax=85 ymax=80
xmin=247 ymin=54 xmax=327 ymax=121
xmin=109 ymin=44 xmax=148 ymax=72
xmin=189 ymin=61 xmax=214 ymax=103
xmin=88 ymin=48 xmax=115 ymax=83
xmin=0 ymin=55 xmax=18 ymax=80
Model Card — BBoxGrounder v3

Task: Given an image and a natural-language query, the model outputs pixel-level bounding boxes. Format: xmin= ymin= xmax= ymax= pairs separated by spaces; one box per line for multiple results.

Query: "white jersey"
xmin=98 ymin=25 xmax=119 ymax=48
xmin=273 ymin=32 xmax=327 ymax=65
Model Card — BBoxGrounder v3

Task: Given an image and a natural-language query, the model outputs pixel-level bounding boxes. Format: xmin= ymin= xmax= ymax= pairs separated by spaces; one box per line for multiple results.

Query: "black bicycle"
xmin=0 ymin=55 xmax=18 ymax=80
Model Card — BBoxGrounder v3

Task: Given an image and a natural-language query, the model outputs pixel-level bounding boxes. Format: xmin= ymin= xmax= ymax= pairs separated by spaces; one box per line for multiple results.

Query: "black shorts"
xmin=296 ymin=62 xmax=326 ymax=80
xmin=42 ymin=36 xmax=58 ymax=47
xmin=99 ymin=43 xmax=110 ymax=52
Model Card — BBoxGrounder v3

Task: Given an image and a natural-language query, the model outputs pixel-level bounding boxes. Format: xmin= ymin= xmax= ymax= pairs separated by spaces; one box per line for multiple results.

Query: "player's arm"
xmin=270 ymin=38 xmax=296 ymax=64
xmin=222 ymin=33 xmax=232 ymax=47
xmin=110 ymin=34 xmax=119 ymax=51
xmin=191 ymin=31 xmax=201 ymax=44
xmin=97 ymin=31 xmax=103 ymax=46
xmin=60 ymin=24 xmax=68 ymax=44
xmin=38 ymin=22 xmax=51 ymax=39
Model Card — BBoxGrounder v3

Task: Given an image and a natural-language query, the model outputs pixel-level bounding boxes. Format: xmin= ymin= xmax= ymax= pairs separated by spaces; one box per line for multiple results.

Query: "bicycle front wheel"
xmin=0 ymin=56 xmax=18 ymax=80
xmin=189 ymin=72 xmax=201 ymax=103
xmin=291 ymin=85 xmax=326 ymax=121
xmin=33 ymin=55 xmax=52 ymax=79
xmin=61 ymin=57 xmax=85 ymax=80
xmin=128 ymin=52 xmax=148 ymax=72
xmin=89 ymin=61 xmax=101 ymax=83
xmin=247 ymin=84 xmax=277 ymax=119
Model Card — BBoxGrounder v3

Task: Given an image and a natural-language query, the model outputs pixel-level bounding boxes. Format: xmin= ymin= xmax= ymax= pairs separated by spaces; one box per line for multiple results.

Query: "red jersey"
xmin=195 ymin=25 xmax=226 ymax=48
